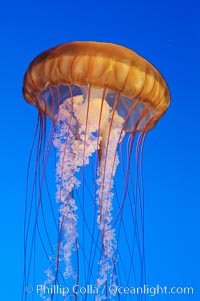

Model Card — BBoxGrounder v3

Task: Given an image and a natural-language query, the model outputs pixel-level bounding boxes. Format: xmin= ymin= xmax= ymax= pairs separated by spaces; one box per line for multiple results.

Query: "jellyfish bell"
xmin=23 ymin=42 xmax=170 ymax=300
xmin=23 ymin=42 xmax=169 ymax=128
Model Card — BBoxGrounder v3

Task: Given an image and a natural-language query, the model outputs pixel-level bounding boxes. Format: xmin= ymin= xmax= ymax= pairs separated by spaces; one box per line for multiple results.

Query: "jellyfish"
xmin=22 ymin=42 xmax=170 ymax=301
